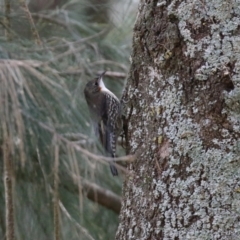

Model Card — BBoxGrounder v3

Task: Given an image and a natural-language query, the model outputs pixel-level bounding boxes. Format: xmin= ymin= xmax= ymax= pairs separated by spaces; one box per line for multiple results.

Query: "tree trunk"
xmin=117 ymin=0 xmax=240 ymax=239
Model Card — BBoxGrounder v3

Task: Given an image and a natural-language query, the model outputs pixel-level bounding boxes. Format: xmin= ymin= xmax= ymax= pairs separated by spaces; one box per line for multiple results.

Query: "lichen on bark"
xmin=117 ymin=0 xmax=240 ymax=239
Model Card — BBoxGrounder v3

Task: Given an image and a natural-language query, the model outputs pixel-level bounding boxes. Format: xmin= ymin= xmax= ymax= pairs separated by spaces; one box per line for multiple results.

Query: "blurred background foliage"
xmin=0 ymin=0 xmax=138 ymax=239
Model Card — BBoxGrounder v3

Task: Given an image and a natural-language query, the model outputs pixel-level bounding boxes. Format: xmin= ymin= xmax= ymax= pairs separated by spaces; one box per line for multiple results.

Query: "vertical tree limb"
xmin=3 ymin=122 xmax=15 ymax=240
xmin=116 ymin=0 xmax=240 ymax=239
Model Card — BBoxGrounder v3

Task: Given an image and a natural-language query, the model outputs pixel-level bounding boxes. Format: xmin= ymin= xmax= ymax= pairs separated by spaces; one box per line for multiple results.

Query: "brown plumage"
xmin=84 ymin=71 xmax=122 ymax=176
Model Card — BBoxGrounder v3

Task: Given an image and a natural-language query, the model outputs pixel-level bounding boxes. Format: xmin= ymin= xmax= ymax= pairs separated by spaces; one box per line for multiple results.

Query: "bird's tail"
xmin=110 ymin=163 xmax=118 ymax=176
xmin=104 ymin=130 xmax=118 ymax=176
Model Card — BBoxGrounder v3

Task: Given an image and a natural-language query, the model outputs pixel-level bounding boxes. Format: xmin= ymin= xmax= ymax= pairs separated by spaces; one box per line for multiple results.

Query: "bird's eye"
xmin=94 ymin=82 xmax=98 ymax=86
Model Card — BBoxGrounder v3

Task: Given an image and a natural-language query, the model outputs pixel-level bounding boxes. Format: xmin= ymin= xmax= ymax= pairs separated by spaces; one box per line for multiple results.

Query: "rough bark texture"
xmin=117 ymin=0 xmax=240 ymax=239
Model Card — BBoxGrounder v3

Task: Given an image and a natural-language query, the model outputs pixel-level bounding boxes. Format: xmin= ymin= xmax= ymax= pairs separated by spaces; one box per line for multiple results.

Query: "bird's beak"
xmin=99 ymin=71 xmax=106 ymax=78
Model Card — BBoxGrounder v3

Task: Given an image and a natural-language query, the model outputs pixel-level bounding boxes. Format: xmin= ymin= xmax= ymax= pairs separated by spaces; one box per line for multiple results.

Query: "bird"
xmin=84 ymin=71 xmax=122 ymax=176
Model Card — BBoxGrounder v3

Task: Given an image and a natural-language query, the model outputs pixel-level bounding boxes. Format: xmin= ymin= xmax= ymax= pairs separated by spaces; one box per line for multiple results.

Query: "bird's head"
xmin=84 ymin=71 xmax=107 ymax=94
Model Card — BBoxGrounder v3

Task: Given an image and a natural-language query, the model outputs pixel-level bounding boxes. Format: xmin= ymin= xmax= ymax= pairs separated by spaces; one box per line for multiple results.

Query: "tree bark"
xmin=117 ymin=0 xmax=240 ymax=239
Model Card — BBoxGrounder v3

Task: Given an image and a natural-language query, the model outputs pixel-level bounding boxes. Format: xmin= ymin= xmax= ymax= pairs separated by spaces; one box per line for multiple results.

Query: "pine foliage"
xmin=0 ymin=0 xmax=137 ymax=239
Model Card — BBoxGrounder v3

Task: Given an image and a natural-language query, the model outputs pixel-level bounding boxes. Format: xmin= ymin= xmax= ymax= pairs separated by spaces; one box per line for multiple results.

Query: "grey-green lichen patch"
xmin=225 ymin=88 xmax=240 ymax=114
xmin=124 ymin=61 xmax=240 ymax=239
xmin=152 ymin=143 xmax=240 ymax=239
xmin=117 ymin=1 xmax=240 ymax=239
xmin=127 ymin=70 xmax=240 ymax=238
xmin=168 ymin=0 xmax=240 ymax=86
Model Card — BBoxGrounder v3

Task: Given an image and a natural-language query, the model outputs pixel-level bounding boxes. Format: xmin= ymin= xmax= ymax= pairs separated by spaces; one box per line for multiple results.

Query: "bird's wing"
xmin=95 ymin=93 xmax=121 ymax=158
xmin=97 ymin=94 xmax=109 ymax=154
xmin=106 ymin=96 xmax=121 ymax=157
